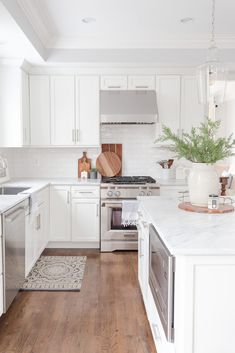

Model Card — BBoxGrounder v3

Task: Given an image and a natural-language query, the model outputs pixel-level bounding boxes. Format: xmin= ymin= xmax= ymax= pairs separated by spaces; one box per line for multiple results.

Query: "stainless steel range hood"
xmin=100 ymin=90 xmax=158 ymax=125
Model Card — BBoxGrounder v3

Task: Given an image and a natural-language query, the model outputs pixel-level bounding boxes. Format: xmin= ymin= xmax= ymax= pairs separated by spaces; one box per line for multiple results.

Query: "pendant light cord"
xmin=211 ymin=0 xmax=216 ymax=47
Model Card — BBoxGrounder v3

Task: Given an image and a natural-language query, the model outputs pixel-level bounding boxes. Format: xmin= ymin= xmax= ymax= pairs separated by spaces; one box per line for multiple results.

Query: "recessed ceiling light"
xmin=180 ymin=17 xmax=194 ymax=24
xmin=82 ymin=17 xmax=96 ymax=24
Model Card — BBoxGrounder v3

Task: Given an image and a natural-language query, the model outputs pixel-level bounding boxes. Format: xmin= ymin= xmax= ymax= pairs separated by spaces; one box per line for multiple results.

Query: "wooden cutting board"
xmin=101 ymin=144 xmax=122 ymax=176
xmin=96 ymin=151 xmax=121 ymax=177
xmin=78 ymin=152 xmax=91 ymax=177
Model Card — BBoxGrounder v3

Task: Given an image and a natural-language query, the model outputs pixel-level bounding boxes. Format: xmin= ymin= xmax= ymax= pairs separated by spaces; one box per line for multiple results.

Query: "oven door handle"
xmin=101 ymin=203 xmax=122 ymax=208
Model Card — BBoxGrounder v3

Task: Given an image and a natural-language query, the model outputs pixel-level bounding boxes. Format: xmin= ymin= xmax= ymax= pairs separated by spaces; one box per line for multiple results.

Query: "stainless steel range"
xmin=101 ymin=176 xmax=160 ymax=252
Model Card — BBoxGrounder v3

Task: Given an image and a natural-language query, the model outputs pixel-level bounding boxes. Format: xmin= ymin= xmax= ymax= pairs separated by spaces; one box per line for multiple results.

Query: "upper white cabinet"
xmin=51 ymin=76 xmax=75 ymax=146
xmin=101 ymin=75 xmax=155 ymax=90
xmin=128 ymin=75 xmax=155 ymax=90
xmin=101 ymin=75 xmax=128 ymax=90
xmin=156 ymin=75 xmax=181 ymax=134
xmin=0 ymin=66 xmax=30 ymax=147
xmin=29 ymin=75 xmax=51 ymax=146
xmin=76 ymin=76 xmax=100 ymax=146
xmin=181 ymin=76 xmax=205 ymax=133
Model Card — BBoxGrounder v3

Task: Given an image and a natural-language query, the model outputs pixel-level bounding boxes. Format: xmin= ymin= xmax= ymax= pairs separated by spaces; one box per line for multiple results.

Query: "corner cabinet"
xmin=0 ymin=67 xmax=30 ymax=147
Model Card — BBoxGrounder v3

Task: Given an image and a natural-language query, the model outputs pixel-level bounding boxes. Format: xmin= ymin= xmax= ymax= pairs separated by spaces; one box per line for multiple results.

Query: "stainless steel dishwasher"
xmin=2 ymin=199 xmax=29 ymax=312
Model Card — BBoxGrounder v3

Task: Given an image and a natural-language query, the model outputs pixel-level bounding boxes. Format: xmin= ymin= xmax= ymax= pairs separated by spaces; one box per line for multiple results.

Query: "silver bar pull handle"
xmin=135 ymin=85 xmax=149 ymax=89
xmin=108 ymin=85 xmax=121 ymax=88
xmin=72 ymin=129 xmax=75 ymax=142
xmin=96 ymin=204 xmax=99 ymax=217
xmin=67 ymin=190 xmax=70 ymax=204
xmin=76 ymin=129 xmax=79 ymax=142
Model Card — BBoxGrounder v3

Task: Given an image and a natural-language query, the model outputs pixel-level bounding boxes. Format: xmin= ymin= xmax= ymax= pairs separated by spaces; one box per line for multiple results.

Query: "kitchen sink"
xmin=0 ymin=187 xmax=30 ymax=195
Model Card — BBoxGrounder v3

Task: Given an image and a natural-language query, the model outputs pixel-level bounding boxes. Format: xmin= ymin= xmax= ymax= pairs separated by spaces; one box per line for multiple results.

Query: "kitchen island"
xmin=138 ymin=196 xmax=235 ymax=353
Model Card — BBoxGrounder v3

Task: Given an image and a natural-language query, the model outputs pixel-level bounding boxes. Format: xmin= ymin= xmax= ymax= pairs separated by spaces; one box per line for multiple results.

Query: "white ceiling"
xmin=1 ymin=0 xmax=235 ymax=64
xmin=15 ymin=0 xmax=235 ymax=49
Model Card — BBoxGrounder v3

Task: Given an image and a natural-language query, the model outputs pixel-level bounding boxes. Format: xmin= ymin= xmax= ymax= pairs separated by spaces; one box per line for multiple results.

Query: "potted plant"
xmin=156 ymin=119 xmax=235 ymax=206
xmin=89 ymin=168 xmax=98 ymax=179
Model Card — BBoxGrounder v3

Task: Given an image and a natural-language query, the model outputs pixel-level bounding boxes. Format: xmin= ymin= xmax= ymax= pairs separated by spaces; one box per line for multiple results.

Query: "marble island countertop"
xmin=138 ymin=196 xmax=235 ymax=256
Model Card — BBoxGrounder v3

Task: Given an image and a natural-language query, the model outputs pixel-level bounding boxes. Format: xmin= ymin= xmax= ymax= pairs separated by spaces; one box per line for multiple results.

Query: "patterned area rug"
xmin=21 ymin=256 xmax=86 ymax=291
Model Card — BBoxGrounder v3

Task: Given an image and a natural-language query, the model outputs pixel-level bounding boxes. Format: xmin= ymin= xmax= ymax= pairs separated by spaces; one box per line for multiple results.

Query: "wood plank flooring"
xmin=0 ymin=250 xmax=156 ymax=353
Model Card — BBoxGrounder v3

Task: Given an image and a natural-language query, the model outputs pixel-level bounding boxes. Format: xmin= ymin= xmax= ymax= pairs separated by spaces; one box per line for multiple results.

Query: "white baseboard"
xmin=46 ymin=241 xmax=100 ymax=249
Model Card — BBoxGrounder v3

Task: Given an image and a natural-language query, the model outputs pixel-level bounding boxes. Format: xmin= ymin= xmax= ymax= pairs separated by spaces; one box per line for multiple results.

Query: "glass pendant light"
xmin=197 ymin=0 xmax=227 ymax=105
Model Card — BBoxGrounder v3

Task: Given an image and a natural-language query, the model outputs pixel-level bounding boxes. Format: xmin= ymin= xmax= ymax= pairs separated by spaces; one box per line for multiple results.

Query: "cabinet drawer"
xmin=71 ymin=186 xmax=100 ymax=198
xmin=100 ymin=76 xmax=128 ymax=90
xmin=128 ymin=75 xmax=155 ymax=90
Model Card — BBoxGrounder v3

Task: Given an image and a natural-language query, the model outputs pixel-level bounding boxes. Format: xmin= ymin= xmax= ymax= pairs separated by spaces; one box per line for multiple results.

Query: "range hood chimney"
xmin=100 ymin=90 xmax=158 ymax=125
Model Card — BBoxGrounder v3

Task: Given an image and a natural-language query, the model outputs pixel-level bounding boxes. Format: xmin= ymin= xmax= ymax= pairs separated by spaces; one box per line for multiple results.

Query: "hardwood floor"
xmin=0 ymin=250 xmax=156 ymax=353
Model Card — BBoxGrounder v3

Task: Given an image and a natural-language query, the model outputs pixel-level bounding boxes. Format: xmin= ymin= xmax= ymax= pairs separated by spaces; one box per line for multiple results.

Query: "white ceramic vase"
xmin=188 ymin=163 xmax=220 ymax=206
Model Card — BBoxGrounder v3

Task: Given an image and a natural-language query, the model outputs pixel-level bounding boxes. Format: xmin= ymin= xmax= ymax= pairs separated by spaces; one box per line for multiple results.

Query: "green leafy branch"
xmin=156 ymin=119 xmax=235 ymax=164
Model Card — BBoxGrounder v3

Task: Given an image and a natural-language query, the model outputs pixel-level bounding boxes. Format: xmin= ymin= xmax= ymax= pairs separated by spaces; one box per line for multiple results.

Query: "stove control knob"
xmin=139 ymin=191 xmax=145 ymax=196
xmin=107 ymin=190 xmax=113 ymax=197
xmin=147 ymin=191 xmax=152 ymax=196
xmin=115 ymin=191 xmax=121 ymax=197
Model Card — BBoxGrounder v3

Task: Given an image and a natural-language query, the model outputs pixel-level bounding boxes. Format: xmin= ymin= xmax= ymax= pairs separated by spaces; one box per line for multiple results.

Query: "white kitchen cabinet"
xmin=51 ymin=76 xmax=76 ymax=146
xmin=156 ymin=75 xmax=181 ymax=134
xmin=181 ymin=76 xmax=205 ymax=133
xmin=50 ymin=185 xmax=71 ymax=241
xmin=0 ymin=66 xmax=30 ymax=147
xmin=25 ymin=187 xmax=50 ymax=276
xmin=76 ymin=76 xmax=100 ymax=146
xmin=71 ymin=199 xmax=100 ymax=243
xmin=30 ymin=75 xmax=51 ymax=146
xmin=21 ymin=70 xmax=30 ymax=146
xmin=100 ymin=75 xmax=128 ymax=90
xmin=128 ymin=75 xmax=155 ymax=90
xmin=138 ymin=211 xmax=150 ymax=305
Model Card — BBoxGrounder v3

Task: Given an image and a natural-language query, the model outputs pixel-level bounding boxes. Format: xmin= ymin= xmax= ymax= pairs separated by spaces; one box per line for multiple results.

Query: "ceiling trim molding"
xmin=1 ymin=0 xmax=46 ymax=59
xmin=16 ymin=0 xmax=52 ymax=46
xmin=48 ymin=35 xmax=235 ymax=50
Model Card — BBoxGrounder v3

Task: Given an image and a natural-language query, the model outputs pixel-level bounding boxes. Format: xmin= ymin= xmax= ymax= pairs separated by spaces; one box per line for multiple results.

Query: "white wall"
xmin=0 ymin=125 xmax=175 ymax=179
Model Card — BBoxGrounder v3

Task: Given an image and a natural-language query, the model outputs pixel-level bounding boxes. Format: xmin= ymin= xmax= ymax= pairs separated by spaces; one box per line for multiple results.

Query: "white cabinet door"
xmin=50 ymin=186 xmax=71 ymax=241
xmin=51 ymin=76 xmax=75 ymax=146
xmin=30 ymin=75 xmax=51 ymax=145
xmin=128 ymin=75 xmax=155 ymax=90
xmin=21 ymin=70 xmax=30 ymax=146
xmin=76 ymin=76 xmax=100 ymax=146
xmin=156 ymin=75 xmax=181 ymax=134
xmin=0 ymin=66 xmax=22 ymax=147
xmin=71 ymin=199 xmax=99 ymax=243
xmin=181 ymin=76 xmax=205 ymax=133
xmin=100 ymin=75 xmax=128 ymax=90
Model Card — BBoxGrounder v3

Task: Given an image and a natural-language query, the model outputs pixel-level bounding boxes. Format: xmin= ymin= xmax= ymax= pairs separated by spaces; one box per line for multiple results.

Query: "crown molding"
xmin=16 ymin=0 xmax=52 ymax=46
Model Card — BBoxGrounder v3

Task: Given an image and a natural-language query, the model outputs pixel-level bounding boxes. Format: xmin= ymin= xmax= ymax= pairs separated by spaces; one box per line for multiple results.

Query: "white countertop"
xmin=156 ymin=178 xmax=188 ymax=187
xmin=138 ymin=196 xmax=235 ymax=256
xmin=0 ymin=178 xmax=101 ymax=214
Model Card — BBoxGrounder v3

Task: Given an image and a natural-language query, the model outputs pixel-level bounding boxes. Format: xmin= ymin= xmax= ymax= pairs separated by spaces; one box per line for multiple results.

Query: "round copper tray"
xmin=178 ymin=202 xmax=234 ymax=214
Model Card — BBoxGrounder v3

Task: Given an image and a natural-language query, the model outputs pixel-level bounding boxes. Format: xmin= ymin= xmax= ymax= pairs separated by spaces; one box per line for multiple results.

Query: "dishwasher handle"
xmin=5 ymin=207 xmax=25 ymax=223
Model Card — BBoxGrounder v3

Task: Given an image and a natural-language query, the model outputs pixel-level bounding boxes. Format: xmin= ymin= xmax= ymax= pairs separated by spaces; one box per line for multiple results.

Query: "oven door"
xmin=101 ymin=201 xmax=138 ymax=241
xmin=149 ymin=224 xmax=175 ymax=342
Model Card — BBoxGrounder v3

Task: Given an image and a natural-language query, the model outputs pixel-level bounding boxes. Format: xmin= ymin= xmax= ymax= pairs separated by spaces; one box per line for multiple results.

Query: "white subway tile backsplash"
xmin=0 ymin=125 xmax=175 ymax=179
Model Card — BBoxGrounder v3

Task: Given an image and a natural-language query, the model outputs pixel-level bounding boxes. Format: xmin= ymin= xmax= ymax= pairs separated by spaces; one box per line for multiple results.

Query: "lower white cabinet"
xmin=50 ymin=185 xmax=71 ymax=241
xmin=71 ymin=199 xmax=100 ymax=243
xmin=25 ymin=187 xmax=49 ymax=276
xmin=138 ymin=212 xmax=149 ymax=304
xmin=49 ymin=185 xmax=100 ymax=247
